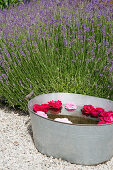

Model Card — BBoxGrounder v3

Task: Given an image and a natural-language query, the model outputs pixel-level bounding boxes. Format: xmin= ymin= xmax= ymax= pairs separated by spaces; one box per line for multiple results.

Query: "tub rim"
xmin=28 ymin=92 xmax=113 ymax=127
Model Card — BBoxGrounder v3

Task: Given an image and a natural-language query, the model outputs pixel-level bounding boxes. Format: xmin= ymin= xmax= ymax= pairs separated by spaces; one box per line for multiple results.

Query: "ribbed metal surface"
xmin=28 ymin=93 xmax=113 ymax=165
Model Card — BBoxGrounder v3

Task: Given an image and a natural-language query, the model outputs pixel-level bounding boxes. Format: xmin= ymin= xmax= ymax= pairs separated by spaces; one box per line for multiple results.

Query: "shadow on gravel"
xmin=0 ymin=101 xmax=28 ymax=116
xmin=26 ymin=121 xmax=34 ymax=143
xmin=0 ymin=101 xmax=35 ymax=141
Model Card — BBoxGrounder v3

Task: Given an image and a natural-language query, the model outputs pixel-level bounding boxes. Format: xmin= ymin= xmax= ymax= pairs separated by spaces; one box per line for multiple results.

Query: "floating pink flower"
xmin=54 ymin=118 xmax=72 ymax=124
xmin=36 ymin=111 xmax=48 ymax=118
xmin=48 ymin=100 xmax=62 ymax=109
xmin=65 ymin=102 xmax=77 ymax=110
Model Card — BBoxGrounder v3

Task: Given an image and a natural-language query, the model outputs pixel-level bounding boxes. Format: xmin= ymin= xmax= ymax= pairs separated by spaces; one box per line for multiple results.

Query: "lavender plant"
xmin=0 ymin=0 xmax=113 ymax=111
xmin=0 ymin=0 xmax=23 ymax=9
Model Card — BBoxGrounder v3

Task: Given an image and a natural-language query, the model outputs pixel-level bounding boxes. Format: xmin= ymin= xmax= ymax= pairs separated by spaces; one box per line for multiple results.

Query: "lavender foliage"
xmin=0 ymin=0 xmax=113 ymax=110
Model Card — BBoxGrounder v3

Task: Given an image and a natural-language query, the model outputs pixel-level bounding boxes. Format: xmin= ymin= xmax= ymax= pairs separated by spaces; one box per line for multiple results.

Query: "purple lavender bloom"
xmin=99 ymin=74 xmax=103 ymax=77
xmin=102 ymin=26 xmax=105 ymax=37
xmin=86 ymin=27 xmax=89 ymax=32
xmin=87 ymin=38 xmax=90 ymax=42
xmin=0 ymin=0 xmax=112 ymax=105
xmin=30 ymin=83 xmax=32 ymax=88
xmin=100 ymin=86 xmax=103 ymax=89
xmin=98 ymin=43 xmax=101 ymax=49
xmin=91 ymin=19 xmax=94 ymax=24
xmin=0 ymin=76 xmax=3 ymax=83
xmin=111 ymin=59 xmax=113 ymax=65
xmin=107 ymin=16 xmax=109 ymax=21
xmin=98 ymin=58 xmax=101 ymax=61
xmin=72 ymin=60 xmax=76 ymax=63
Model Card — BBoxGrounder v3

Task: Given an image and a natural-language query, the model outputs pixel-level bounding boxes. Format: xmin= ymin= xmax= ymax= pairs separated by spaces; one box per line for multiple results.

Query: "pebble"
xmin=13 ymin=141 xmax=19 ymax=146
xmin=0 ymin=106 xmax=113 ymax=170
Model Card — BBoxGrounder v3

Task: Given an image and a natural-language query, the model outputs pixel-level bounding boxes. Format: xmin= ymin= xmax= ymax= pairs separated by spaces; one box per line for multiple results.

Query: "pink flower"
xmin=36 ymin=111 xmax=48 ymax=118
xmin=65 ymin=102 xmax=77 ymax=110
xmin=33 ymin=104 xmax=49 ymax=113
xmin=48 ymin=100 xmax=62 ymax=109
xmin=81 ymin=105 xmax=95 ymax=117
xmin=54 ymin=118 xmax=72 ymax=124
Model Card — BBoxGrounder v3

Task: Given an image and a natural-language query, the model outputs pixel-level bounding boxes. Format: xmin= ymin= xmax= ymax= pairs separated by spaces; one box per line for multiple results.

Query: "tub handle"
xmin=25 ymin=91 xmax=34 ymax=100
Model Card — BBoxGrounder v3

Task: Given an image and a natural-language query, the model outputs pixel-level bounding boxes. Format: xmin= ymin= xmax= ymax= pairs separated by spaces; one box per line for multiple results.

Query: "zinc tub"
xmin=28 ymin=93 xmax=113 ymax=165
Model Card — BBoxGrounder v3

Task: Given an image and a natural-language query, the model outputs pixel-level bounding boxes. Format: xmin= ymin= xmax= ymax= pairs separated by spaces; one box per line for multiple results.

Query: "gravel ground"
xmin=0 ymin=106 xmax=113 ymax=170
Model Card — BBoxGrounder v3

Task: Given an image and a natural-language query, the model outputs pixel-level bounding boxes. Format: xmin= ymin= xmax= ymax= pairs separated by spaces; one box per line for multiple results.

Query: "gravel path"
xmin=0 ymin=106 xmax=113 ymax=170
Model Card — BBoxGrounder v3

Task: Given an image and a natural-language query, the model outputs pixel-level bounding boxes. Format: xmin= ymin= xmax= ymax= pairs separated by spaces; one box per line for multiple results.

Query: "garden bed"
xmin=0 ymin=0 xmax=113 ymax=111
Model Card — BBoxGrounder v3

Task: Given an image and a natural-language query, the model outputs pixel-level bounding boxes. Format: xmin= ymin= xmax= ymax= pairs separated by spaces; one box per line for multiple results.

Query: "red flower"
xmin=107 ymin=110 xmax=113 ymax=115
xmin=48 ymin=108 xmax=62 ymax=115
xmin=81 ymin=105 xmax=95 ymax=117
xmin=90 ymin=110 xmax=99 ymax=118
xmin=100 ymin=111 xmax=107 ymax=117
xmin=100 ymin=110 xmax=113 ymax=117
xmin=95 ymin=108 xmax=105 ymax=114
xmin=103 ymin=116 xmax=113 ymax=123
xmin=48 ymin=100 xmax=62 ymax=109
xmin=98 ymin=111 xmax=113 ymax=124
xmin=97 ymin=121 xmax=107 ymax=125
xmin=33 ymin=104 xmax=49 ymax=113
xmin=100 ymin=112 xmax=113 ymax=123
xmin=91 ymin=108 xmax=104 ymax=118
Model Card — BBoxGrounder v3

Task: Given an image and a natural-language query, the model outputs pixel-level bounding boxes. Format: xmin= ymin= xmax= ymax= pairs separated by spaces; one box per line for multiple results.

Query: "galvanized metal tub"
xmin=28 ymin=93 xmax=113 ymax=165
